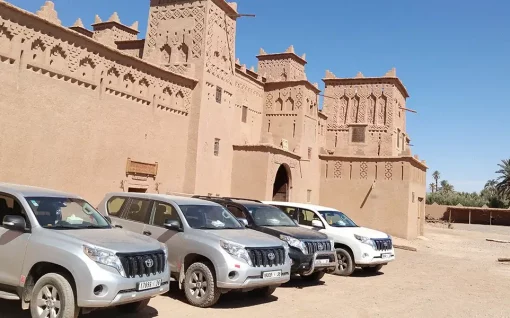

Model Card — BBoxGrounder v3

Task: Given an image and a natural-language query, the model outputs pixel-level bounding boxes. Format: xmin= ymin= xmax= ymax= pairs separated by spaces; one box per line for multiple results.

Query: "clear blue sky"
xmin=11 ymin=0 xmax=510 ymax=193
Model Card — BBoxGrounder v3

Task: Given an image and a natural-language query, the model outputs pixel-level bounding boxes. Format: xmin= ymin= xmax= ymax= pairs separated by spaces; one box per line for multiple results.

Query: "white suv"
xmin=263 ymin=201 xmax=395 ymax=276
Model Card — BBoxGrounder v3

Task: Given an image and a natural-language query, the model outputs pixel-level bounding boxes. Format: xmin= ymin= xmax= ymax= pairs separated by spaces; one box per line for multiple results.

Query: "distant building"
xmin=0 ymin=0 xmax=427 ymax=238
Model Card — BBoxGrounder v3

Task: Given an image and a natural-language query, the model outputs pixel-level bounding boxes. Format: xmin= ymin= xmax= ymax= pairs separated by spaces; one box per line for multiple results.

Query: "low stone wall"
xmin=426 ymin=204 xmax=510 ymax=226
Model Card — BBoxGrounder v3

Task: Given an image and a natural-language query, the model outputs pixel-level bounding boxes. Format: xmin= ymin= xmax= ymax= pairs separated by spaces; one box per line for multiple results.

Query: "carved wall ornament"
xmin=334 ymin=161 xmax=342 ymax=178
xmin=385 ymin=162 xmax=393 ymax=180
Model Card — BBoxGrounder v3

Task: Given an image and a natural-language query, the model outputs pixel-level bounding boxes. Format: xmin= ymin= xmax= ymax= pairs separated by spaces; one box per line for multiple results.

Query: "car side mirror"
xmin=164 ymin=219 xmax=182 ymax=232
xmin=311 ymin=219 xmax=324 ymax=229
xmin=3 ymin=215 xmax=27 ymax=232
xmin=237 ymin=218 xmax=248 ymax=227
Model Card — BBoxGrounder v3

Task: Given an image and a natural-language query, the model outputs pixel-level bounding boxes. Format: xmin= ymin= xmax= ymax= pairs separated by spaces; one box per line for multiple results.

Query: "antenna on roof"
xmin=228 ymin=13 xmax=256 ymax=18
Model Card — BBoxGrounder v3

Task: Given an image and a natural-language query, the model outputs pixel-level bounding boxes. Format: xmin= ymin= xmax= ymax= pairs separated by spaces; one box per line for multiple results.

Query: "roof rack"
xmin=192 ymin=195 xmax=232 ymax=201
xmin=222 ymin=197 xmax=262 ymax=203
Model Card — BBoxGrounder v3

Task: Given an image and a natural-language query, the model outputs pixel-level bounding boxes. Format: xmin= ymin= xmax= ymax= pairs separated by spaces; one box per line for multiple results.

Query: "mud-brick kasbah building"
xmin=0 ymin=0 xmax=427 ymax=239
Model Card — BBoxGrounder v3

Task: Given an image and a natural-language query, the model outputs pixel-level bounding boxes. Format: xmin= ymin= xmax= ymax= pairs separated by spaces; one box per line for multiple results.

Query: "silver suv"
xmin=0 ymin=183 xmax=170 ymax=318
xmin=98 ymin=193 xmax=292 ymax=308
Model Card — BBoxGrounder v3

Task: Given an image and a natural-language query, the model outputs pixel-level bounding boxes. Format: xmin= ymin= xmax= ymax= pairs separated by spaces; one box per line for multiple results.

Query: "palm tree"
xmin=432 ymin=171 xmax=441 ymax=191
xmin=495 ymin=159 xmax=510 ymax=199
xmin=429 ymin=183 xmax=436 ymax=193
xmin=482 ymin=179 xmax=498 ymax=199
xmin=440 ymin=180 xmax=454 ymax=193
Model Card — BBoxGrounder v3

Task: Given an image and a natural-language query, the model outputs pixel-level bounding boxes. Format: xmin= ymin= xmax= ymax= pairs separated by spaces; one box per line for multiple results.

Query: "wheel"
xmin=30 ymin=273 xmax=79 ymax=318
xmin=252 ymin=286 xmax=277 ymax=297
xmin=301 ymin=271 xmax=325 ymax=282
xmin=334 ymin=248 xmax=355 ymax=276
xmin=362 ymin=264 xmax=384 ymax=273
xmin=117 ymin=299 xmax=150 ymax=313
xmin=183 ymin=262 xmax=221 ymax=308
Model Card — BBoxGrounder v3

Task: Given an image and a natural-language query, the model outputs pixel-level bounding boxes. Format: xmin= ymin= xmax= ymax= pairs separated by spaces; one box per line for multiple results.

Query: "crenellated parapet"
xmin=91 ymin=12 xmax=139 ymax=48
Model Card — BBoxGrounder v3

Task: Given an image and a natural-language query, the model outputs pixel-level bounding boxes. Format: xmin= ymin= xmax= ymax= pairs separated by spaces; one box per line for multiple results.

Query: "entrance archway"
xmin=272 ymin=164 xmax=291 ymax=201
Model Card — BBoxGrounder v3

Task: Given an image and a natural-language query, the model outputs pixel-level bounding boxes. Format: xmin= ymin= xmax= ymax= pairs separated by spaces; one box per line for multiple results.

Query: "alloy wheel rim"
xmin=36 ymin=284 xmax=61 ymax=318
xmin=189 ymin=270 xmax=208 ymax=299
xmin=337 ymin=253 xmax=347 ymax=271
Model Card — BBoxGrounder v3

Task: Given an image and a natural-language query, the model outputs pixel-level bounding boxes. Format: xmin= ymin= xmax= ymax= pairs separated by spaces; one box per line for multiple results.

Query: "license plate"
xmin=262 ymin=270 xmax=282 ymax=279
xmin=382 ymin=253 xmax=392 ymax=259
xmin=137 ymin=279 xmax=162 ymax=291
xmin=315 ymin=259 xmax=330 ymax=265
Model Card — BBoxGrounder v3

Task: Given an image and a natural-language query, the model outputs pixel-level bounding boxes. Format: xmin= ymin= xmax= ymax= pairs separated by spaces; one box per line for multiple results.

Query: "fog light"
xmin=362 ymin=253 xmax=369 ymax=258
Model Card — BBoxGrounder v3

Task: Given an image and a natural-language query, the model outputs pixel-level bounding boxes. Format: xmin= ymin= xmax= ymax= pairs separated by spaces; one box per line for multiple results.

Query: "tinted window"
xmin=245 ymin=205 xmax=296 ymax=227
xmin=124 ymin=198 xmax=152 ymax=224
xmin=179 ymin=204 xmax=243 ymax=229
xmin=274 ymin=205 xmax=298 ymax=220
xmin=26 ymin=197 xmax=109 ymax=229
xmin=299 ymin=209 xmax=320 ymax=226
xmin=107 ymin=197 xmax=127 ymax=217
xmin=226 ymin=205 xmax=246 ymax=219
xmin=152 ymin=201 xmax=180 ymax=227
xmin=319 ymin=210 xmax=357 ymax=227
xmin=0 ymin=194 xmax=26 ymax=226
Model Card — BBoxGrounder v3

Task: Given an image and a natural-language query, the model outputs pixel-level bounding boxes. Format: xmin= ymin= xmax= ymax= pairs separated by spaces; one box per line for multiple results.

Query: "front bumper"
xmin=354 ymin=246 xmax=395 ymax=265
xmin=216 ymin=255 xmax=291 ymax=290
xmin=77 ymin=264 xmax=170 ymax=308
xmin=289 ymin=249 xmax=337 ymax=275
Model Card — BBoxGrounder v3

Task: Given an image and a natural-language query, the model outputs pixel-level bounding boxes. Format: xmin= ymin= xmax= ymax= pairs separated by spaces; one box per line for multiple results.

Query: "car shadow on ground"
xmin=280 ymin=276 xmax=326 ymax=289
xmin=349 ymin=269 xmax=384 ymax=278
xmin=0 ymin=299 xmax=159 ymax=318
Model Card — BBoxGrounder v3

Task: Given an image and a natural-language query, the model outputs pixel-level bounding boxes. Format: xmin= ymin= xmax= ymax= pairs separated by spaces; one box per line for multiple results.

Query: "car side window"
xmin=123 ymin=198 xmax=152 ymax=224
xmin=275 ymin=205 xmax=298 ymax=221
xmin=106 ymin=196 xmax=127 ymax=217
xmin=151 ymin=201 xmax=181 ymax=227
xmin=226 ymin=205 xmax=246 ymax=219
xmin=0 ymin=194 xmax=28 ymax=227
xmin=299 ymin=209 xmax=320 ymax=226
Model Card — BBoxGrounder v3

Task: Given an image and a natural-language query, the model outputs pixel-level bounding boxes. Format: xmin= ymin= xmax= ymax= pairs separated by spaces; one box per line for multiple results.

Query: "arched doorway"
xmin=272 ymin=164 xmax=290 ymax=201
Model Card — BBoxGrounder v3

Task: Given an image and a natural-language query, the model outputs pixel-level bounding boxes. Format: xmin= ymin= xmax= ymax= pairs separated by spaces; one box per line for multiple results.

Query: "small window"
xmin=226 ymin=205 xmax=246 ymax=219
xmin=216 ymin=86 xmax=222 ymax=103
xmin=242 ymin=106 xmax=248 ymax=123
xmin=151 ymin=201 xmax=180 ymax=227
xmin=397 ymin=129 xmax=401 ymax=148
xmin=299 ymin=209 xmax=320 ymax=226
xmin=307 ymin=190 xmax=312 ymax=202
xmin=124 ymin=198 xmax=152 ymax=224
xmin=214 ymin=138 xmax=220 ymax=156
xmin=351 ymin=126 xmax=366 ymax=143
xmin=107 ymin=197 xmax=127 ymax=217
xmin=308 ymin=147 xmax=312 ymax=160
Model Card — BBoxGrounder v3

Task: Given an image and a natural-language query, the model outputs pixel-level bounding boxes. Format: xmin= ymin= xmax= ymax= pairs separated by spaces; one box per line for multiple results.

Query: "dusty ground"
xmin=3 ymin=223 xmax=510 ymax=318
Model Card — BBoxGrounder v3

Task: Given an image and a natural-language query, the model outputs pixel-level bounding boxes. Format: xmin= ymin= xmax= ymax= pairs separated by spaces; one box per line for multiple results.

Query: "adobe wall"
xmin=0 ymin=1 xmax=195 ymax=204
xmin=319 ymin=156 xmax=426 ymax=239
xmin=425 ymin=204 xmax=448 ymax=220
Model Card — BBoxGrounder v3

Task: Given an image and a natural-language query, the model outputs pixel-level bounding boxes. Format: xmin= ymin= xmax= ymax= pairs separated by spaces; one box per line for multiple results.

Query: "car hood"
xmin=54 ymin=228 xmax=162 ymax=253
xmin=201 ymin=229 xmax=285 ymax=248
xmin=328 ymin=226 xmax=389 ymax=239
xmin=259 ymin=226 xmax=328 ymax=240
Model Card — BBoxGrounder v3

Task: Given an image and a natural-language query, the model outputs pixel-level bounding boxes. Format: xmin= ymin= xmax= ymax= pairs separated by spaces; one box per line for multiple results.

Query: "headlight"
xmin=354 ymin=234 xmax=376 ymax=249
xmin=329 ymin=239 xmax=335 ymax=251
xmin=160 ymin=242 xmax=168 ymax=269
xmin=220 ymin=240 xmax=253 ymax=266
xmin=280 ymin=235 xmax=307 ymax=254
xmin=83 ymin=245 xmax=126 ymax=277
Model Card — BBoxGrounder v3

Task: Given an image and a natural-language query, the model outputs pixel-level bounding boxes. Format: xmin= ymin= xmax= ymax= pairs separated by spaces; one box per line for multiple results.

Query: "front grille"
xmin=117 ymin=250 xmax=166 ymax=278
xmin=246 ymin=247 xmax=285 ymax=267
xmin=304 ymin=240 xmax=332 ymax=254
xmin=373 ymin=239 xmax=393 ymax=251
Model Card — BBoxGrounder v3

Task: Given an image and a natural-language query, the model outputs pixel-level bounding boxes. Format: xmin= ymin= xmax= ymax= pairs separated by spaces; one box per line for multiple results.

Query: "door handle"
xmin=114 ymin=224 xmax=123 ymax=229
xmin=143 ymin=231 xmax=152 ymax=236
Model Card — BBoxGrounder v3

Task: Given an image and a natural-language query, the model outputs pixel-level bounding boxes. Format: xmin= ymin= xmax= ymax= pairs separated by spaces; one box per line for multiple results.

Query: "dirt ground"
xmin=3 ymin=223 xmax=510 ymax=318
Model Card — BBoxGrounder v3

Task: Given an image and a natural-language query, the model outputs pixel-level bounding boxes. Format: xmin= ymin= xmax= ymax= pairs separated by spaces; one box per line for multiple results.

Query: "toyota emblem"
xmin=145 ymin=258 xmax=154 ymax=268
xmin=267 ymin=253 xmax=275 ymax=260
xmin=318 ymin=243 xmax=324 ymax=251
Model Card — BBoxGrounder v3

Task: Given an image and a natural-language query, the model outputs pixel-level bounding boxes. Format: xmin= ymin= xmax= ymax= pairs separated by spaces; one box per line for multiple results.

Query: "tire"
xmin=301 ymin=271 xmax=325 ymax=282
xmin=334 ymin=248 xmax=355 ymax=276
xmin=362 ymin=264 xmax=384 ymax=273
xmin=30 ymin=273 xmax=79 ymax=318
xmin=253 ymin=286 xmax=277 ymax=297
xmin=117 ymin=299 xmax=150 ymax=313
xmin=183 ymin=262 xmax=221 ymax=308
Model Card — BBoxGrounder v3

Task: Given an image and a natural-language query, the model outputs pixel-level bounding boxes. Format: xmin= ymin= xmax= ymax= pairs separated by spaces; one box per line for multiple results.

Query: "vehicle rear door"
xmin=107 ymin=196 xmax=152 ymax=234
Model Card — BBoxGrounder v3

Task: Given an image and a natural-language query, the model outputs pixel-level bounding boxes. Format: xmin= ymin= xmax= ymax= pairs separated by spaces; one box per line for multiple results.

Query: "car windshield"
xmin=245 ymin=204 xmax=297 ymax=227
xmin=179 ymin=204 xmax=243 ymax=230
xmin=318 ymin=210 xmax=358 ymax=228
xmin=26 ymin=197 xmax=110 ymax=229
